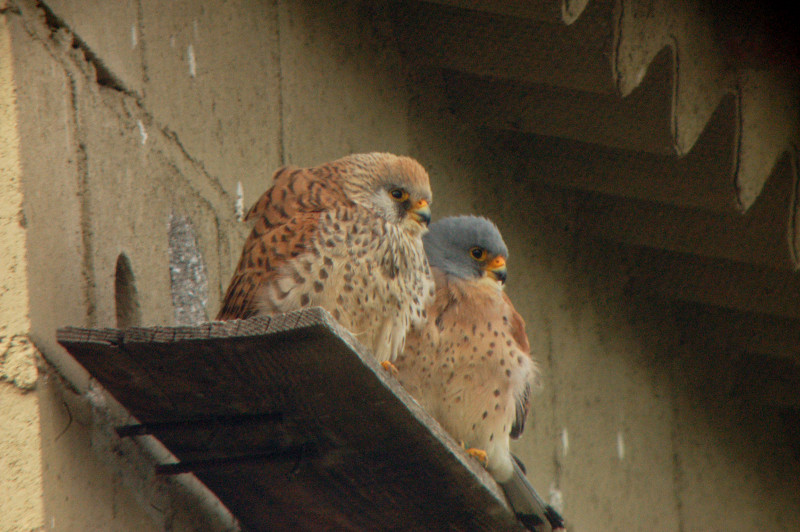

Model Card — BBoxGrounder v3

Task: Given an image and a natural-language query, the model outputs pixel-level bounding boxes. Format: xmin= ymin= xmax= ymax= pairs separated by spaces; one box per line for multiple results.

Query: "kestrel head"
xmin=423 ymin=216 xmax=509 ymax=286
xmin=339 ymin=153 xmax=432 ymax=233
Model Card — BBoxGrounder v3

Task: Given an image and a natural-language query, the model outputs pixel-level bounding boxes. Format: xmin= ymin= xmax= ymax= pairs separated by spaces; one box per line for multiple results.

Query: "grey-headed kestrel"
xmin=395 ymin=216 xmax=564 ymax=531
xmin=217 ymin=153 xmax=435 ymax=365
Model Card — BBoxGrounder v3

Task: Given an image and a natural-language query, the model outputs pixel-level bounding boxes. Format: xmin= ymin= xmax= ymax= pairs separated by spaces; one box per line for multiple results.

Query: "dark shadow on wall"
xmin=115 ymin=253 xmax=141 ymax=329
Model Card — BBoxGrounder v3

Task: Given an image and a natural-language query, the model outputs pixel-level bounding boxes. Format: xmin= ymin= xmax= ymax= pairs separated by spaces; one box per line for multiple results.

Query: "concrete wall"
xmin=2 ymin=0 xmax=799 ymax=530
xmin=1 ymin=8 xmax=44 ymax=529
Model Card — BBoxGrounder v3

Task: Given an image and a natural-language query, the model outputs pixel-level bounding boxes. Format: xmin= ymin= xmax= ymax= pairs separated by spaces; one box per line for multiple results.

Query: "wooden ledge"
xmin=57 ymin=307 xmax=525 ymax=531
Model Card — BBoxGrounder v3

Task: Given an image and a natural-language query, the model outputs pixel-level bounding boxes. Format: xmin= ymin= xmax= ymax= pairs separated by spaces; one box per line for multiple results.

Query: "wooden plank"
xmin=58 ymin=308 xmax=524 ymax=531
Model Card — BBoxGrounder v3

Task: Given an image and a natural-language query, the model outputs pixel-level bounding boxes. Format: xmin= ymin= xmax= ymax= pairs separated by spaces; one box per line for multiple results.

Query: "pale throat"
xmin=477 ymin=274 xmax=504 ymax=291
xmin=449 ymin=274 xmax=503 ymax=306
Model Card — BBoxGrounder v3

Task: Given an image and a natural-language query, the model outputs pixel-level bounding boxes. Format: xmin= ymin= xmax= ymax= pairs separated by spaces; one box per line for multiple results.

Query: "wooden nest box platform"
xmin=58 ymin=307 xmax=529 ymax=531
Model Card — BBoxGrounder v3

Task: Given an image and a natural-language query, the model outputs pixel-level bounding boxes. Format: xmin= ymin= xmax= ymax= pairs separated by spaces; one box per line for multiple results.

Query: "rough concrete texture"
xmin=1 ymin=330 xmax=39 ymax=389
xmin=0 ymin=3 xmax=31 ymax=351
xmin=278 ymin=1 xmax=411 ymax=165
xmin=139 ymin=0 xmax=283 ymax=204
xmin=0 ymin=11 xmax=44 ymax=531
xmin=7 ymin=8 xmax=88 ymax=391
xmin=0 ymin=383 xmax=44 ymax=532
xmin=168 ymin=213 xmax=210 ymax=326
xmin=2 ymin=0 xmax=800 ymax=530
xmin=4 ymin=1 xmax=241 ymax=529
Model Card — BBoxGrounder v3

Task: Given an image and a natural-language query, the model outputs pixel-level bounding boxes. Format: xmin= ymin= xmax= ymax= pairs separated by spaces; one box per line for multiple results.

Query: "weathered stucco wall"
xmin=2 ymin=0 xmax=799 ymax=530
xmin=1 ymin=10 xmax=44 ymax=530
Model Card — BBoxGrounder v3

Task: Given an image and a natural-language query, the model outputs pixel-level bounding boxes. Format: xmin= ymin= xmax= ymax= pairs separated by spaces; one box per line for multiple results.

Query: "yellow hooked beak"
xmin=485 ymin=255 xmax=507 ymax=284
xmin=408 ymin=199 xmax=431 ymax=227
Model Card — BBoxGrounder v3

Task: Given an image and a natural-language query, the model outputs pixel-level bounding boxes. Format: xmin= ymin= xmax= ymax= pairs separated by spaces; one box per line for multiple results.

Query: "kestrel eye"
xmin=470 ymin=247 xmax=487 ymax=261
xmin=389 ymin=188 xmax=409 ymax=202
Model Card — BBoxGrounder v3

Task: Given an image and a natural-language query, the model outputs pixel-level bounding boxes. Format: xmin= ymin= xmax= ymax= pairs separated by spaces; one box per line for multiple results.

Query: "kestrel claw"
xmin=217 ymin=153 xmax=435 ymax=364
xmin=466 ymin=447 xmax=489 ymax=467
xmin=381 ymin=360 xmax=399 ymax=376
xmin=458 ymin=440 xmax=489 ymax=467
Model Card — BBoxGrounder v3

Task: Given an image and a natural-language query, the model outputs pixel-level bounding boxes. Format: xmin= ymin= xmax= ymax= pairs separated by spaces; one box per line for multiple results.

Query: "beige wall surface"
xmin=2 ymin=0 xmax=799 ymax=530
xmin=1 ymin=10 xmax=45 ymax=530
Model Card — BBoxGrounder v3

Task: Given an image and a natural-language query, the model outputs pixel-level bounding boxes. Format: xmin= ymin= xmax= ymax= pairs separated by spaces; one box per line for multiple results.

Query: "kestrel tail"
xmin=216 ymin=153 xmax=435 ymax=364
xmin=395 ymin=215 xmax=564 ymax=531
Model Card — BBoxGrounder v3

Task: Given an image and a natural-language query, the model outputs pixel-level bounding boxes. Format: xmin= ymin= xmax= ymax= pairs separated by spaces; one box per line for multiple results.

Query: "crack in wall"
xmin=67 ymin=74 xmax=97 ymax=328
xmin=135 ymin=0 xmax=148 ymax=86
xmin=37 ymin=0 xmax=131 ymax=95
xmin=788 ymin=147 xmax=800 ymax=268
xmin=544 ymin=318 xmax=564 ymax=508
xmin=160 ymin=126 xmax=229 ymax=201
xmin=274 ymin=0 xmax=285 ymax=166
xmin=669 ymin=320 xmax=687 ymax=532
xmin=0 ymin=4 xmax=22 ymax=15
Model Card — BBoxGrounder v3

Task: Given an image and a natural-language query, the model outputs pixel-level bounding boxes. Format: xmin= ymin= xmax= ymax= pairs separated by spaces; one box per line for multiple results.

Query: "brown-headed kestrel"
xmin=216 ymin=153 xmax=435 ymax=365
xmin=395 ymin=216 xmax=564 ymax=531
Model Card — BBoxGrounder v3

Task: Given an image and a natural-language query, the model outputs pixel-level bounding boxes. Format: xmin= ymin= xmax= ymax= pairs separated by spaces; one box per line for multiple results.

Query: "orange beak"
xmin=485 ymin=255 xmax=507 ymax=284
xmin=408 ymin=199 xmax=431 ymax=227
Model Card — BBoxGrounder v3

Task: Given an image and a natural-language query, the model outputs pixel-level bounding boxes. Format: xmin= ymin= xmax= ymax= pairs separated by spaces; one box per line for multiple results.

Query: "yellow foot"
xmin=381 ymin=360 xmax=399 ymax=377
xmin=459 ymin=442 xmax=488 ymax=467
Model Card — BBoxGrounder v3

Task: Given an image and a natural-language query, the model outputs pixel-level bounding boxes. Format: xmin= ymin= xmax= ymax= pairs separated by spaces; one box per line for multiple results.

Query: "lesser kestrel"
xmin=217 ymin=153 xmax=435 ymax=364
xmin=395 ymin=216 xmax=563 ymax=531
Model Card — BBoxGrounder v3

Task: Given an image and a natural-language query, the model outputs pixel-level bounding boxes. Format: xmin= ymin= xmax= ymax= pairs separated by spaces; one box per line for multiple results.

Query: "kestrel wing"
xmin=216 ymin=270 xmax=266 ymax=321
xmin=511 ymin=382 xmax=531 ymax=439
xmin=245 ymin=164 xmax=346 ymax=223
xmin=216 ymin=213 xmax=323 ymax=319
xmin=503 ymin=291 xmax=530 ymax=353
xmin=217 ymin=164 xmax=349 ymax=320
xmin=504 ymin=292 xmax=533 ymax=439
